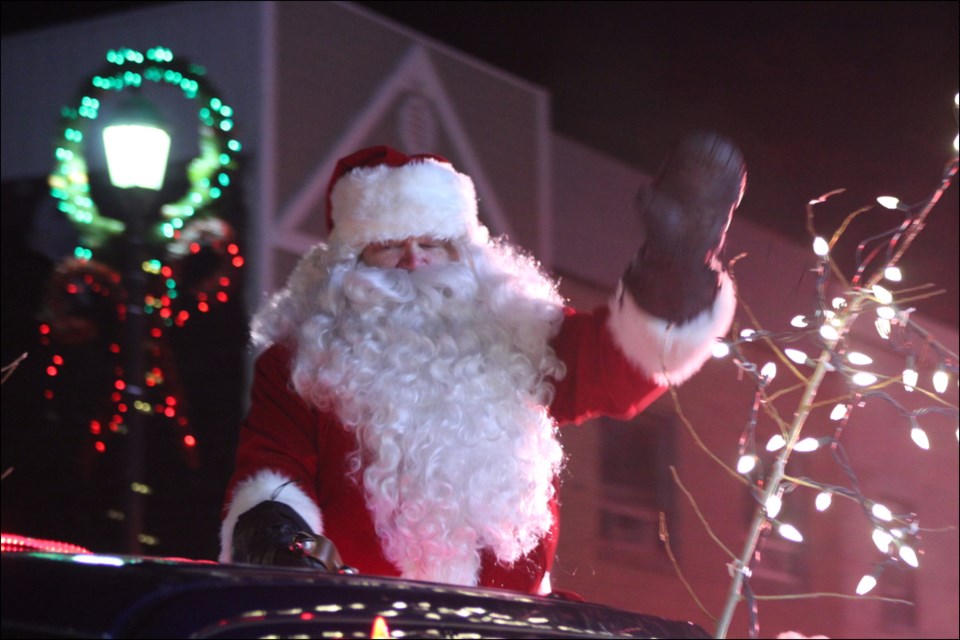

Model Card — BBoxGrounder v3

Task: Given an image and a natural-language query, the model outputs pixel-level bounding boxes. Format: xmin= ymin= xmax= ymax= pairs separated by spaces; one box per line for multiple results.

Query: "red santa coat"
xmin=221 ymin=278 xmax=735 ymax=594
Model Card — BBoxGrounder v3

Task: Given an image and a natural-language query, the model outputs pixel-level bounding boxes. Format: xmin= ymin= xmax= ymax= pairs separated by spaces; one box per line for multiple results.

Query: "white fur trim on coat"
xmin=218 ymin=469 xmax=323 ymax=563
xmin=328 ymin=158 xmax=481 ymax=250
xmin=607 ymin=271 xmax=736 ymax=386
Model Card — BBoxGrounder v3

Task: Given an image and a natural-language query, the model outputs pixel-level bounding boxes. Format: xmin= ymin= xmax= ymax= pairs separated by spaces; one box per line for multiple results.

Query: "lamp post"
xmin=102 ymin=95 xmax=171 ymax=554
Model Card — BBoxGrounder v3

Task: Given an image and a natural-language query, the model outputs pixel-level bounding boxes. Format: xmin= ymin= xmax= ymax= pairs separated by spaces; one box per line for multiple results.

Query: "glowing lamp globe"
xmin=103 ymin=97 xmax=171 ymax=191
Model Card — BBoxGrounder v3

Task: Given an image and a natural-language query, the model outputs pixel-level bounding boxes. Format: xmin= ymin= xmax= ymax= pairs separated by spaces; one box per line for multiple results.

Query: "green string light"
xmin=43 ymin=48 xmax=244 ymax=466
xmin=49 ymin=46 xmax=241 ymax=251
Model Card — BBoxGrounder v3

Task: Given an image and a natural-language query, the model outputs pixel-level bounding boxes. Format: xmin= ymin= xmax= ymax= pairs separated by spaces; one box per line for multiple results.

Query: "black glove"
xmin=232 ymin=500 xmax=344 ymax=571
xmin=623 ymin=131 xmax=746 ymax=324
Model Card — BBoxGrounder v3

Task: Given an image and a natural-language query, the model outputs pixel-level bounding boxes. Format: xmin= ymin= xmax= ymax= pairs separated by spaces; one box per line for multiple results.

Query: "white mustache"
xmin=341 ymin=262 xmax=479 ymax=309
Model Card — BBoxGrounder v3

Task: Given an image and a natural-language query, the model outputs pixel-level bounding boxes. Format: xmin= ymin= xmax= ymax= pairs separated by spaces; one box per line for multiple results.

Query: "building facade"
xmin=2 ymin=3 xmax=957 ymax=637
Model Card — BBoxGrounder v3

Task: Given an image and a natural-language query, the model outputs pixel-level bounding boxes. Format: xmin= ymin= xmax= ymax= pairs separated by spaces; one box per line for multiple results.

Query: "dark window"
xmin=596 ymin=410 xmax=676 ymax=570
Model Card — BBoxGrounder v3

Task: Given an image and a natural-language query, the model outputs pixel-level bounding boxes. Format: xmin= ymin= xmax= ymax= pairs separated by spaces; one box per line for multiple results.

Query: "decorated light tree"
xmin=698 ymin=95 xmax=960 ymax=638
xmin=36 ymin=47 xmax=245 ymax=555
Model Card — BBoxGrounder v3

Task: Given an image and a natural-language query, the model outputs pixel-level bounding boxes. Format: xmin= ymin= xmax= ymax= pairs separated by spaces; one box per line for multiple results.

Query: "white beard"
xmin=253 ymin=241 xmax=567 ymax=585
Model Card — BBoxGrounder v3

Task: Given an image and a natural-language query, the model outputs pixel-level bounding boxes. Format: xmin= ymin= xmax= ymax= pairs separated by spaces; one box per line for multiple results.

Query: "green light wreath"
xmin=47 ymin=46 xmax=242 ymax=256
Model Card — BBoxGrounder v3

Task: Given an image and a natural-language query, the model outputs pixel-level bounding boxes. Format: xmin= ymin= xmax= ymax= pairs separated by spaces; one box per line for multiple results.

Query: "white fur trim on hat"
xmin=328 ymin=158 xmax=480 ymax=250
xmin=218 ymin=469 xmax=323 ymax=563
xmin=606 ymin=272 xmax=736 ymax=386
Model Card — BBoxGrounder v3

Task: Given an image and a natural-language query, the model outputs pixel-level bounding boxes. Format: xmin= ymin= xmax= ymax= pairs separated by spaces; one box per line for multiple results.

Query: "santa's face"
xmin=359 ymin=235 xmax=459 ymax=270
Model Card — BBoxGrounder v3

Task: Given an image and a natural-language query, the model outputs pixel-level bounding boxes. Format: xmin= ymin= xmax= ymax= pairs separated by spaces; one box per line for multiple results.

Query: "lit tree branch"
xmin=709 ymin=106 xmax=959 ymax=638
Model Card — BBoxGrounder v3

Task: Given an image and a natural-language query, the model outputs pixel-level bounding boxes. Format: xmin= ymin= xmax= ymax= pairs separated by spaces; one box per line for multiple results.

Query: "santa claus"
xmin=220 ymin=135 xmax=746 ymax=595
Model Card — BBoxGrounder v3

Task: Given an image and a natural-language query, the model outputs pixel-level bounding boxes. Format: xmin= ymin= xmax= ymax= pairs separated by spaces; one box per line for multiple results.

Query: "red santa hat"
xmin=325 ymin=145 xmax=482 ymax=251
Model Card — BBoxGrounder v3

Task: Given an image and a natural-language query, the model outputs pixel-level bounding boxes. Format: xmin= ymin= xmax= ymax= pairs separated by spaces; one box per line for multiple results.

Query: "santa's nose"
xmin=397 ymin=242 xmax=427 ymax=270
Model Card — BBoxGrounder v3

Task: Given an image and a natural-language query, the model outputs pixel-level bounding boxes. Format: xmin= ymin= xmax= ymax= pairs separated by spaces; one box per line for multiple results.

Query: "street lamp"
xmin=102 ymin=95 xmax=170 ymax=554
xmin=103 ymin=97 xmax=171 ymax=189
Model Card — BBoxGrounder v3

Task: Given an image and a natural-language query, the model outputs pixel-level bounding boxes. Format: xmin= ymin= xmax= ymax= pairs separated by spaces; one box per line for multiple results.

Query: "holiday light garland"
xmin=1 ymin=533 xmax=91 ymax=555
xmin=706 ymin=95 xmax=959 ymax=639
xmin=48 ymin=46 xmax=242 ymax=250
xmin=38 ymin=47 xmax=245 ymax=547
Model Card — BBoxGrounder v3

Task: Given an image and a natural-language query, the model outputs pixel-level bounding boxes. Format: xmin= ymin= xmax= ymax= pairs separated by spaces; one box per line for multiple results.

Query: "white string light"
xmin=910 ymin=426 xmax=930 ymax=450
xmin=932 ymin=369 xmax=949 ymax=394
xmin=872 ymin=528 xmax=893 ymax=553
xmin=876 ymin=196 xmax=902 ymax=210
xmin=902 ymin=365 xmax=918 ymax=391
xmin=784 ymin=348 xmax=808 ymax=364
xmin=846 ymin=352 xmax=873 ymax=366
xmin=871 ymin=285 xmax=893 ymax=305
xmin=793 ymin=437 xmax=821 ymax=452
xmin=871 ymin=503 xmax=893 ymax=521
xmin=766 ymin=434 xmax=787 ymax=452
xmin=876 ymin=306 xmax=897 ymax=320
xmin=852 ymin=371 xmax=878 ymax=386
xmin=874 ymin=317 xmax=892 ymax=339
xmin=815 ymin=492 xmax=833 ymax=512
xmin=777 ymin=523 xmax=804 ymax=542
xmin=712 ymin=341 xmax=731 ymax=358
xmin=812 ymin=236 xmax=830 ymax=256
xmin=737 ymin=454 xmax=757 ymax=475
xmin=760 ymin=362 xmax=778 ymax=382
xmin=765 ymin=493 xmax=783 ymax=519
xmin=955 ymin=93 xmax=959 ymax=150
xmin=899 ymin=545 xmax=920 ymax=568
xmin=820 ymin=324 xmax=840 ymax=342
xmin=856 ymin=573 xmax=878 ymax=595
xmin=884 ymin=266 xmax=903 ymax=282
xmin=829 ymin=404 xmax=849 ymax=421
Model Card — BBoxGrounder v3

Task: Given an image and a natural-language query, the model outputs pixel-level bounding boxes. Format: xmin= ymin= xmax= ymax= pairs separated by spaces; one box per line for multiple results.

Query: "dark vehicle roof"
xmin=2 ymin=550 xmax=710 ymax=639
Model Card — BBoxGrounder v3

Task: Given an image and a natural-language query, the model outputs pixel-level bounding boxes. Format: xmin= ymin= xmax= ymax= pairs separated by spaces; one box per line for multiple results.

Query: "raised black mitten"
xmin=232 ymin=500 xmax=343 ymax=570
xmin=623 ymin=131 xmax=747 ymax=324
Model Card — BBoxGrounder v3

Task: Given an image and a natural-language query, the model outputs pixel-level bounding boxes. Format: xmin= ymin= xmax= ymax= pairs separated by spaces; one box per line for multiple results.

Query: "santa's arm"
xmin=613 ymin=131 xmax=745 ymax=386
xmin=219 ymin=344 xmax=334 ymax=568
xmin=551 ymin=133 xmax=744 ymax=421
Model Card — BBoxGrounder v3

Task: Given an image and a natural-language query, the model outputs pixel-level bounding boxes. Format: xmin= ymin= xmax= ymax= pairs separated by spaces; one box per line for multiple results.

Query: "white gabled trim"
xmin=607 ymin=272 xmax=736 ymax=386
xmin=219 ymin=469 xmax=323 ymax=563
